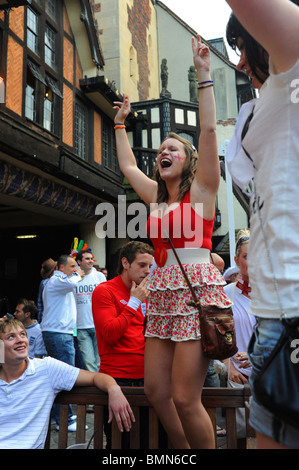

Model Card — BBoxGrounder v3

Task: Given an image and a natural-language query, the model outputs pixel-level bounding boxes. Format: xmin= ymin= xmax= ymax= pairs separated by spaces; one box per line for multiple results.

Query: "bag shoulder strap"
xmin=160 ymin=214 xmax=201 ymax=309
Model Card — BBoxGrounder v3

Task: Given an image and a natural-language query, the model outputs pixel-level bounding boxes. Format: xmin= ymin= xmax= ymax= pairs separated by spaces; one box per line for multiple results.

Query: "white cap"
xmin=223 ymin=265 xmax=239 ymax=281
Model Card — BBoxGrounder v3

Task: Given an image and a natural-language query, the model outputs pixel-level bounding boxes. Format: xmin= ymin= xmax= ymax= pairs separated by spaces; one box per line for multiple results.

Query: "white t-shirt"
xmin=0 ymin=357 xmax=79 ymax=449
xmin=75 ymin=269 xmax=106 ymax=329
xmin=224 ymin=283 xmax=256 ymax=376
xmin=243 ymin=58 xmax=299 ymax=319
xmin=41 ymin=271 xmax=81 ymax=334
xmin=226 ymin=98 xmax=257 ymax=195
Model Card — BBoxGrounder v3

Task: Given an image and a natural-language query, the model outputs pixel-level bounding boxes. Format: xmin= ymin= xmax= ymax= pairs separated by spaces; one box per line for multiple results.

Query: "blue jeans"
xmin=77 ymin=328 xmax=100 ymax=372
xmin=248 ymin=318 xmax=299 ymax=448
xmin=42 ymin=331 xmax=76 ymax=425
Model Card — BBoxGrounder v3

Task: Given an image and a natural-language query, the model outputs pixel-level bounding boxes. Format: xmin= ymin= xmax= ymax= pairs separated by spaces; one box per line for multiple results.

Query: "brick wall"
xmin=5 ymin=7 xmax=25 ymax=115
xmin=63 ymin=36 xmax=74 ymax=85
xmin=3 ymin=3 xmax=99 ymax=162
xmin=6 ymin=36 xmax=23 ymax=116
xmin=8 ymin=6 xmax=24 ymax=41
xmin=63 ymin=83 xmax=73 ymax=147
xmin=94 ymin=111 xmax=102 ymax=165
xmin=63 ymin=4 xmax=75 ymax=149
xmin=127 ymin=0 xmax=151 ymax=101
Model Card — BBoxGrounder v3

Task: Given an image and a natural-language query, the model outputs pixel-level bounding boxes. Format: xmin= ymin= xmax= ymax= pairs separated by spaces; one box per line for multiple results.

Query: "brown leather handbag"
xmin=165 ymin=235 xmax=238 ymax=361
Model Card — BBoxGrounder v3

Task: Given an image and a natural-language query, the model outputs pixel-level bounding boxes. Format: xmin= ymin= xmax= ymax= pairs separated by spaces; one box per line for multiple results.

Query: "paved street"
xmin=49 ymin=407 xmax=100 ymax=449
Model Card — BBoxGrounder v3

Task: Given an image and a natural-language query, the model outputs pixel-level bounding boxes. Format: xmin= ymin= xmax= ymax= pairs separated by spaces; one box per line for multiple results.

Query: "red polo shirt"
xmin=92 ymin=275 xmax=145 ymax=378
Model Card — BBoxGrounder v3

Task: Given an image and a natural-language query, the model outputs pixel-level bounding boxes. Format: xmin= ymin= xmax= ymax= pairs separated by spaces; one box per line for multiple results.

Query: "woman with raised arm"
xmin=226 ymin=0 xmax=299 ymax=449
xmin=113 ymin=35 xmax=232 ymax=449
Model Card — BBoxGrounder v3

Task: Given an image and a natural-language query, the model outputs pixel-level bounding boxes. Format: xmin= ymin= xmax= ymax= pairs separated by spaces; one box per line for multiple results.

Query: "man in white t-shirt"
xmin=40 ymin=254 xmax=85 ymax=429
xmin=75 ymin=250 xmax=106 ymax=372
xmin=0 ymin=318 xmax=134 ymax=449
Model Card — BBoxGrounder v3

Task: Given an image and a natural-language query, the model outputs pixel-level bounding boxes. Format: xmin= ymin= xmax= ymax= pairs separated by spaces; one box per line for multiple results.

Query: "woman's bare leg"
xmin=172 ymin=340 xmax=215 ymax=449
xmin=144 ymin=337 xmax=190 ymax=449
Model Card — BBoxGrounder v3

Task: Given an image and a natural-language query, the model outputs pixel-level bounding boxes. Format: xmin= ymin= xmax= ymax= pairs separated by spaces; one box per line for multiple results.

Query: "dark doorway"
xmin=1 ymin=224 xmax=79 ymax=313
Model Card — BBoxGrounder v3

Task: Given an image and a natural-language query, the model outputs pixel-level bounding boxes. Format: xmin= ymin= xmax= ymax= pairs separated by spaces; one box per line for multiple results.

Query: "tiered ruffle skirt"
xmin=145 ymin=263 xmax=233 ymax=342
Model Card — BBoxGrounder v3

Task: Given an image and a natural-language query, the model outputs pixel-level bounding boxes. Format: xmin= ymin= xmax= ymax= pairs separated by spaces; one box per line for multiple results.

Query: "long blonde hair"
xmin=154 ymin=132 xmax=198 ymax=204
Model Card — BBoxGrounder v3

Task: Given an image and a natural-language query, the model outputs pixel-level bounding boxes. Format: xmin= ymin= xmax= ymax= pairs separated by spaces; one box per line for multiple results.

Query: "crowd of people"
xmin=0 ymin=249 xmax=136 ymax=449
xmin=1 ymin=0 xmax=299 ymax=450
xmin=1 ymin=239 xmax=241 ymax=450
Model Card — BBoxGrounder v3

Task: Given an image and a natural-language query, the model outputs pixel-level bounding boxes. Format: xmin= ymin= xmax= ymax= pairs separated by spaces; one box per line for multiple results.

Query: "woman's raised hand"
xmin=192 ymin=34 xmax=211 ymax=75
xmin=113 ymin=93 xmax=131 ymax=124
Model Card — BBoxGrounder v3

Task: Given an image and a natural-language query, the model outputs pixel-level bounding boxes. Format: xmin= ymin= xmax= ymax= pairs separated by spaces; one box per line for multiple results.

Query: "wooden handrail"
xmin=45 ymin=386 xmax=253 ymax=449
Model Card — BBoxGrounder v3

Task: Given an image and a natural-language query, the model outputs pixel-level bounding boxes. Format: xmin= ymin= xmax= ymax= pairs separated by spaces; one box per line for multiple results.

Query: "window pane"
xmin=27 ymin=8 xmax=39 ymax=55
xmin=25 ymin=65 xmax=36 ymax=121
xmin=141 ymin=129 xmax=148 ymax=148
xmin=43 ymin=97 xmax=52 ymax=131
xmin=45 ymin=25 xmax=56 ymax=68
xmin=102 ymin=121 xmax=120 ymax=174
xmin=152 ymin=128 xmax=161 ymax=149
xmin=112 ymin=133 xmax=120 ymax=174
xmin=151 ymin=107 xmax=160 ymax=123
xmin=45 ymin=0 xmax=57 ymax=21
xmin=177 ymin=132 xmax=194 ymax=146
xmin=175 ymin=108 xmax=184 ymax=124
xmin=75 ymin=102 xmax=87 ymax=159
xmin=25 ymin=84 xmax=36 ymax=121
xmin=187 ymin=110 xmax=196 ymax=127
xmin=43 ymin=88 xmax=54 ymax=132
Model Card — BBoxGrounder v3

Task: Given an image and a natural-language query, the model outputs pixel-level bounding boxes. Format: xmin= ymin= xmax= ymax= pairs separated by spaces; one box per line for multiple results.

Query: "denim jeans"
xmin=77 ymin=328 xmax=100 ymax=372
xmin=42 ymin=331 xmax=76 ymax=425
xmin=248 ymin=318 xmax=299 ymax=448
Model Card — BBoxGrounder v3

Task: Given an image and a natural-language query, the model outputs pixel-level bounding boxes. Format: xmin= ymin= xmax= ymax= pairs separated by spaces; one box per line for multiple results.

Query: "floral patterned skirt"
xmin=145 ymin=262 xmax=233 ymax=342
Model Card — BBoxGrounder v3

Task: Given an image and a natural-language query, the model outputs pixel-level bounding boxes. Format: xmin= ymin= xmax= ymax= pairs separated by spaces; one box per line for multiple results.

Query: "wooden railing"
xmin=45 ymin=386 xmax=253 ymax=449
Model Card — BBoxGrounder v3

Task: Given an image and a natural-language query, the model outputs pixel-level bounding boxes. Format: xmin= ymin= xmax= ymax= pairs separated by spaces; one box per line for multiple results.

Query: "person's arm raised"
xmin=113 ymin=94 xmax=157 ymax=205
xmin=190 ymin=35 xmax=219 ymax=219
xmin=226 ymin=0 xmax=299 ymax=73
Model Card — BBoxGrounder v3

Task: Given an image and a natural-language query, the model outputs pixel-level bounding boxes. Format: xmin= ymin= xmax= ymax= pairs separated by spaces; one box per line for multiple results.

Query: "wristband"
xmin=127 ymin=296 xmax=142 ymax=310
xmin=197 ymin=80 xmax=213 ymax=86
xmin=198 ymin=83 xmax=214 ymax=90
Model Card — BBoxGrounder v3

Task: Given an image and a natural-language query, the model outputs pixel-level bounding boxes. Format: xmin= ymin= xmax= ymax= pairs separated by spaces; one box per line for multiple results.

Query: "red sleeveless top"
xmin=146 ymin=191 xmax=214 ymax=252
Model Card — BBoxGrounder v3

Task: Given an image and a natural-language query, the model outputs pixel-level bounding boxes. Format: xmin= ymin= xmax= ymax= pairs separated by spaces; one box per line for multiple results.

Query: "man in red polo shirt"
xmin=92 ymin=241 xmax=154 ymax=448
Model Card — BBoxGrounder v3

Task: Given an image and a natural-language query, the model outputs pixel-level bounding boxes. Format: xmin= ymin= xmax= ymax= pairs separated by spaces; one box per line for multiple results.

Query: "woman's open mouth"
xmin=160 ymin=157 xmax=172 ymax=168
